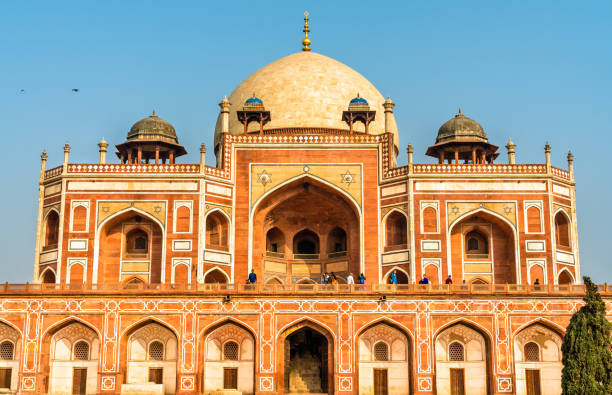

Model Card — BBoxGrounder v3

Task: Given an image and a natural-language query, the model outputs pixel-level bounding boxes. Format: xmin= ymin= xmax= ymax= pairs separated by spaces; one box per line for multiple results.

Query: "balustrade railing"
xmin=1 ymin=282 xmax=608 ymax=296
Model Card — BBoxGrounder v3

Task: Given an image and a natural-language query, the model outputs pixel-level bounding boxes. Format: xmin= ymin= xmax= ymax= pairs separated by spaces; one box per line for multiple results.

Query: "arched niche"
xmin=434 ymin=323 xmax=492 ymax=395
xmin=122 ymin=321 xmax=178 ymax=394
xmin=200 ymin=322 xmax=255 ymax=394
xmin=43 ymin=321 xmax=100 ymax=395
xmin=513 ymin=324 xmax=563 ymax=395
xmin=98 ymin=210 xmax=164 ymax=285
xmin=0 ymin=322 xmax=20 ymax=391
xmin=554 ymin=211 xmax=571 ymax=251
xmin=43 ymin=210 xmax=60 ymax=250
xmin=266 ymin=227 xmax=286 ymax=257
xmin=204 ymin=268 xmax=229 ymax=284
xmin=357 ymin=322 xmax=412 ymax=395
xmin=450 ymin=211 xmax=517 ymax=284
xmin=327 ymin=227 xmax=347 ymax=255
xmin=206 ymin=211 xmax=230 ymax=252
xmin=293 ymin=229 xmax=320 ymax=256
xmin=385 ymin=211 xmax=407 ymax=251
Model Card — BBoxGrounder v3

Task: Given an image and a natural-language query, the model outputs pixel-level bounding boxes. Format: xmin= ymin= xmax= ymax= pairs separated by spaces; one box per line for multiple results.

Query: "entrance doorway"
xmin=373 ymin=368 xmax=388 ymax=395
xmin=284 ymin=327 xmax=329 ymax=394
xmin=72 ymin=368 xmax=87 ymax=395
xmin=450 ymin=368 xmax=465 ymax=395
xmin=526 ymin=369 xmax=541 ymax=395
xmin=0 ymin=368 xmax=11 ymax=389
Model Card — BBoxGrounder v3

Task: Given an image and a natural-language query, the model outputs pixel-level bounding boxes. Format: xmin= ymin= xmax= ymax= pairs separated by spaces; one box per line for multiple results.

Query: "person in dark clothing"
xmin=445 ymin=275 xmax=453 ymax=284
xmin=248 ymin=269 xmax=257 ymax=284
xmin=358 ymin=273 xmax=366 ymax=284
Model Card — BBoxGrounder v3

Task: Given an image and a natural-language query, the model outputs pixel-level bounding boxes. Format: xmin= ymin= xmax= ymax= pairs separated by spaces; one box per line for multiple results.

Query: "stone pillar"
xmin=40 ymin=150 xmax=47 ymax=180
xmin=219 ymin=96 xmax=230 ymax=134
xmin=505 ymin=138 xmax=516 ymax=164
xmin=567 ymin=150 xmax=574 ymax=180
xmin=383 ymin=97 xmax=396 ymax=134
xmin=200 ymin=144 xmax=206 ymax=174
xmin=545 ymin=142 xmax=551 ymax=173
xmin=63 ymin=142 xmax=70 ymax=172
xmin=98 ymin=138 xmax=108 ymax=164
xmin=407 ymin=144 xmax=413 ymax=166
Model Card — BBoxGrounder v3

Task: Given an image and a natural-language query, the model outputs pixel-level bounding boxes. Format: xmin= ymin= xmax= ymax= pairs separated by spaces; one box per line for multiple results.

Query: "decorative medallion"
xmin=340 ymin=170 xmax=354 ymax=187
xmin=503 ymin=205 xmax=513 ymax=214
xmin=257 ymin=170 xmax=272 ymax=187
xmin=451 ymin=206 xmax=460 ymax=215
xmin=303 ymin=165 xmax=310 ymax=173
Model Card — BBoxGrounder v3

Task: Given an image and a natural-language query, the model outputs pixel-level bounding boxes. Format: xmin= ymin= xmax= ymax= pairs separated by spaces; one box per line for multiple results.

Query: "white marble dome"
xmin=214 ymin=51 xmax=398 ymax=148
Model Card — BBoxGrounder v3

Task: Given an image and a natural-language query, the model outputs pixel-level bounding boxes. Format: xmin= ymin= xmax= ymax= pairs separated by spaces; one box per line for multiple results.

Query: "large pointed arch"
xmin=447 ymin=207 xmax=520 ymax=284
xmin=276 ymin=317 xmax=336 ymax=394
xmin=249 ymin=174 xmax=364 ymax=274
xmin=92 ymin=207 xmax=166 ymax=285
xmin=382 ymin=266 xmax=411 ymax=284
xmin=556 ymin=268 xmax=575 ymax=285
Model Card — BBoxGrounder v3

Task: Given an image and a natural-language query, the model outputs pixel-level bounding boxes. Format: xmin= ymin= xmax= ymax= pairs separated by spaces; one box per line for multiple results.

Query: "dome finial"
xmin=152 ymin=109 xmax=156 ymax=116
xmin=458 ymin=107 xmax=462 ymax=114
xmin=302 ymin=11 xmax=311 ymax=52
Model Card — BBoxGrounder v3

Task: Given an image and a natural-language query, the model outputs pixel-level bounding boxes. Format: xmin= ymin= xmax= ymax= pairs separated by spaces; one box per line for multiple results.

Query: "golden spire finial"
xmin=302 ymin=11 xmax=311 ymax=52
xmin=152 ymin=109 xmax=156 ymax=116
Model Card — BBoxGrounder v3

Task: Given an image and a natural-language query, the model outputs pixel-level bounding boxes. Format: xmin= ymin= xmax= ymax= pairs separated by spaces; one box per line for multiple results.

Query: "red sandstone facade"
xmin=0 ymin=33 xmax=609 ymax=395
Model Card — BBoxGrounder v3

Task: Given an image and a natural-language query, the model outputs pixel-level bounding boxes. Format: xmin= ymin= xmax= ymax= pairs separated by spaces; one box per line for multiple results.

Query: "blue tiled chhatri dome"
xmin=349 ymin=93 xmax=369 ymax=109
xmin=244 ymin=95 xmax=264 ymax=110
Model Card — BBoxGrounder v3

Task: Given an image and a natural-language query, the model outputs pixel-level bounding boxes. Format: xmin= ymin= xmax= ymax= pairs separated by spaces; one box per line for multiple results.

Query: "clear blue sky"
xmin=0 ymin=1 xmax=610 ymax=283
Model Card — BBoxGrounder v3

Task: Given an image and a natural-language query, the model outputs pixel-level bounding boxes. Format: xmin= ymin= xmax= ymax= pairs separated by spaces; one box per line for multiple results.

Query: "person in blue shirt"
xmin=389 ymin=271 xmax=398 ymax=284
xmin=357 ymin=273 xmax=366 ymax=284
xmin=422 ymin=275 xmax=429 ymax=284
xmin=248 ymin=269 xmax=257 ymax=284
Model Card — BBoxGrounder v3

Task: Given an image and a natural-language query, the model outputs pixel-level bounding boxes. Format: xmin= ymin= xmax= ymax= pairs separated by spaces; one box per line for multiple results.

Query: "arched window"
xmin=175 ymin=205 xmax=191 ymax=233
xmin=293 ymin=229 xmax=319 ymax=257
xmin=0 ymin=341 xmax=14 ymax=360
xmin=373 ymin=342 xmax=389 ymax=361
xmin=422 ymin=207 xmax=438 ymax=233
xmin=148 ymin=341 xmax=164 ymax=361
xmin=72 ymin=205 xmax=88 ymax=232
xmin=41 ymin=269 xmax=56 ymax=284
xmin=327 ymin=227 xmax=347 ymax=255
xmin=126 ymin=229 xmax=148 ymax=255
xmin=44 ymin=211 xmax=59 ymax=248
xmin=465 ymin=230 xmax=488 ymax=257
xmin=385 ymin=211 xmax=407 ymax=251
xmin=526 ymin=206 xmax=542 ymax=233
xmin=204 ymin=269 xmax=228 ymax=284
xmin=558 ymin=270 xmax=574 ymax=285
xmin=73 ymin=341 xmax=90 ymax=360
xmin=206 ymin=211 xmax=229 ymax=251
xmin=524 ymin=342 xmax=540 ymax=361
xmin=266 ymin=227 xmax=285 ymax=257
xmin=448 ymin=342 xmax=464 ymax=361
xmin=223 ymin=341 xmax=239 ymax=361
xmin=555 ymin=212 xmax=571 ymax=249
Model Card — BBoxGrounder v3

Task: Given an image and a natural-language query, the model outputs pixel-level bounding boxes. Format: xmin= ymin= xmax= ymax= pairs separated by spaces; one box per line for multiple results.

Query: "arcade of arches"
xmin=0 ymin=317 xmax=571 ymax=394
xmin=253 ymin=178 xmax=360 ymax=284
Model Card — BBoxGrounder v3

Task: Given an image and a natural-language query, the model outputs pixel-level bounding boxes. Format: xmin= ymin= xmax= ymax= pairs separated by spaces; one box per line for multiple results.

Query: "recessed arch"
xmin=383 ymin=209 xmax=408 ymax=251
xmin=265 ymin=276 xmax=284 ymax=285
xmin=43 ymin=209 xmax=60 ymax=249
xmin=276 ymin=317 xmax=336 ymax=394
xmin=553 ymin=209 xmax=572 ymax=250
xmin=448 ymin=207 xmax=519 ymax=284
xmin=205 ymin=208 xmax=231 ymax=252
xmin=249 ymin=174 xmax=363 ymax=275
xmin=383 ymin=266 xmax=410 ymax=284
xmin=434 ymin=319 xmax=493 ymax=395
xmin=557 ymin=268 xmax=575 ymax=285
xmin=93 ymin=207 xmax=166 ymax=285
xmin=356 ymin=318 xmax=414 ymax=395
xmin=39 ymin=267 xmax=57 ymax=284
xmin=296 ymin=278 xmax=317 ymax=285
xmin=511 ymin=318 xmax=566 ymax=339
xmin=203 ymin=267 xmax=230 ymax=284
